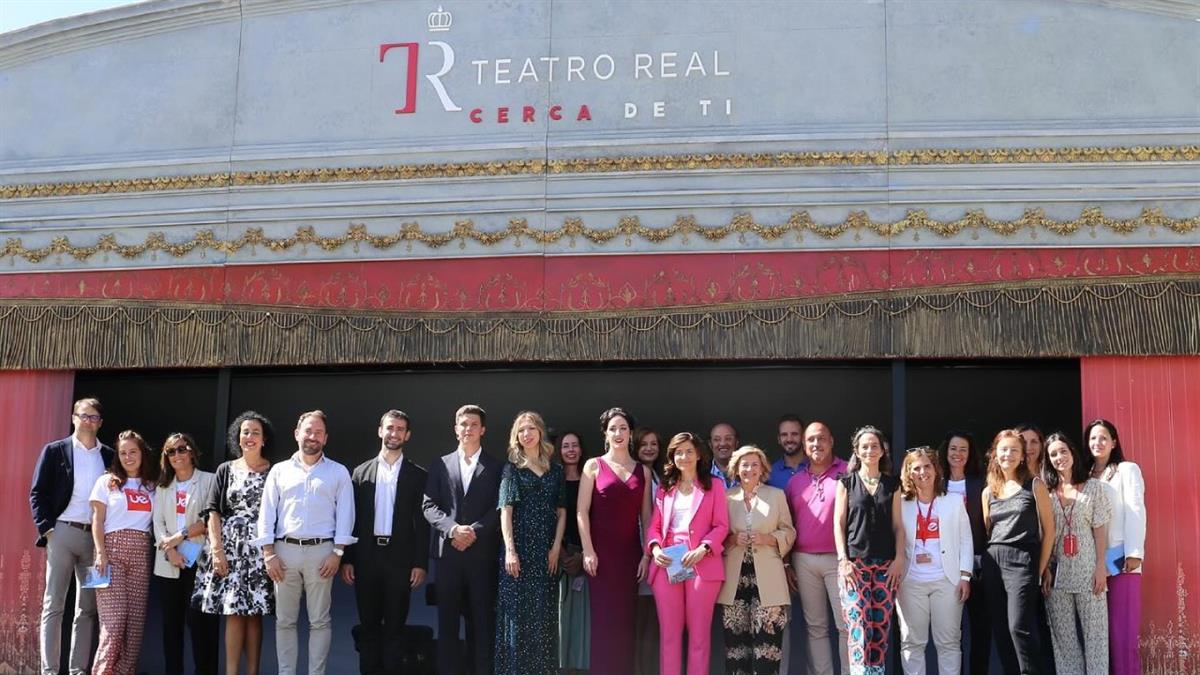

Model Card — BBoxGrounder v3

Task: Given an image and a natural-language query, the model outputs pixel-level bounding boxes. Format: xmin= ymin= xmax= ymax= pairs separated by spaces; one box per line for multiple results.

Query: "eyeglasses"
xmin=906 ymin=446 xmax=937 ymax=456
xmin=165 ymin=446 xmax=192 ymax=456
xmin=73 ymin=413 xmax=102 ymax=423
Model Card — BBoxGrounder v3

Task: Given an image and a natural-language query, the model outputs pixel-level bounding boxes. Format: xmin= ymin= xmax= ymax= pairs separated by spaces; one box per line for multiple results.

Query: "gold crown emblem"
xmin=428 ymin=5 xmax=452 ymax=32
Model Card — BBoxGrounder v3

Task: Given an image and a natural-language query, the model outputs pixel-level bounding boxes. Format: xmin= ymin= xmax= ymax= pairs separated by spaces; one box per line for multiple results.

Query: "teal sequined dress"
xmin=494 ymin=461 xmax=566 ymax=675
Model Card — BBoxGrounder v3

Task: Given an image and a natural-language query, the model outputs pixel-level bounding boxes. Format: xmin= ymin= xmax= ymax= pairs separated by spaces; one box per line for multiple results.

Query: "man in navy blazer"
xmin=422 ymin=404 xmax=503 ymax=675
xmin=29 ymin=397 xmax=114 ymax=675
xmin=342 ymin=409 xmax=431 ymax=675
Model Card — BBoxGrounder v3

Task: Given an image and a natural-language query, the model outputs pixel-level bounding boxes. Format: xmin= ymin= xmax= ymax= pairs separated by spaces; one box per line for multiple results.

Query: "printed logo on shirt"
xmin=124 ymin=488 xmax=152 ymax=511
xmin=917 ymin=513 xmax=940 ymax=539
xmin=176 ymin=491 xmax=188 ymax=514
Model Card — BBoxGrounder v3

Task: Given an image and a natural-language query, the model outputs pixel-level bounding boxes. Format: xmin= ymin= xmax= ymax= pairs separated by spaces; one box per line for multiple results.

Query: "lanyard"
xmin=916 ymin=499 xmax=937 ymax=546
xmin=1055 ymin=488 xmax=1076 ymax=534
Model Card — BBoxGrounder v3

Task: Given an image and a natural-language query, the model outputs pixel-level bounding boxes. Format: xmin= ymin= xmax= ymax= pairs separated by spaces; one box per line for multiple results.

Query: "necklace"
xmin=860 ymin=472 xmax=880 ymax=487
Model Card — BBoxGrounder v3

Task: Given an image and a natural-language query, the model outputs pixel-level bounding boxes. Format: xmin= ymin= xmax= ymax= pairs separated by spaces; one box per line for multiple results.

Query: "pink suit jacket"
xmin=645 ymin=480 xmax=730 ymax=585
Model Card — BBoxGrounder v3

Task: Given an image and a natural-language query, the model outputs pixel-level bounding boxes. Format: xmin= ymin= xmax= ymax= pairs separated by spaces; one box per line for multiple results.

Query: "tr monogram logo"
xmin=379 ymin=6 xmax=459 ymax=114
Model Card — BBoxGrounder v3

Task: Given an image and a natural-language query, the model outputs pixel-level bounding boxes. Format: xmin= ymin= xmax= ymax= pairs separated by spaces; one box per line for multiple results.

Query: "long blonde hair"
xmin=507 ymin=411 xmax=554 ymax=471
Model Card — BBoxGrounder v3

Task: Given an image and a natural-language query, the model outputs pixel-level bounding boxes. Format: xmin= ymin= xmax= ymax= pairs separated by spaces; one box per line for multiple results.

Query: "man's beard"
xmin=384 ymin=440 xmax=404 ymax=452
xmin=783 ymin=444 xmax=802 ymax=456
xmin=302 ymin=441 xmax=324 ymax=455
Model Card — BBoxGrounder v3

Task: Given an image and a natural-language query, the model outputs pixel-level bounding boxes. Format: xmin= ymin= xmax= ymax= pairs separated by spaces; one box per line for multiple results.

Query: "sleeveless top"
xmin=840 ymin=472 xmax=899 ymax=560
xmin=987 ymin=478 xmax=1039 ymax=549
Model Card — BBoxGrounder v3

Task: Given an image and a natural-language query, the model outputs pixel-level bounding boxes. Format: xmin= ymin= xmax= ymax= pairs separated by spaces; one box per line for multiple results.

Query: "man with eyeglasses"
xmin=30 ymin=397 xmax=114 ymax=675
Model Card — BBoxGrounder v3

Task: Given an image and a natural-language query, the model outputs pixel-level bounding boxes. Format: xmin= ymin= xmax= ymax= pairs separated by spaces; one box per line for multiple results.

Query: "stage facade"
xmin=2 ymin=0 xmax=1198 ymax=672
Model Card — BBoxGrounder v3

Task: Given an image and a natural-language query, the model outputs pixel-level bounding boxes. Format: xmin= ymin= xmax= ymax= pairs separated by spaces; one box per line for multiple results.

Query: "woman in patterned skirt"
xmin=1044 ymin=432 xmax=1112 ymax=675
xmin=719 ymin=445 xmax=795 ymax=675
xmin=192 ymin=411 xmax=275 ymax=675
xmin=495 ymin=411 xmax=567 ymax=675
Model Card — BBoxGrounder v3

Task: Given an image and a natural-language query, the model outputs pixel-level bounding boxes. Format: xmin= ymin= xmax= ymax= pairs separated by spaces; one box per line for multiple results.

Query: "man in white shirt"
xmin=29 ymin=397 xmax=114 ymax=675
xmin=342 ymin=410 xmax=430 ymax=675
xmin=422 ymin=404 xmax=503 ymax=675
xmin=254 ymin=410 xmax=356 ymax=675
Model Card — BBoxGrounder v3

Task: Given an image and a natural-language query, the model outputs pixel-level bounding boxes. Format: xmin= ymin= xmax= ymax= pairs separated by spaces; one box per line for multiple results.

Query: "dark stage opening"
xmin=71 ymin=358 xmax=1081 ymax=675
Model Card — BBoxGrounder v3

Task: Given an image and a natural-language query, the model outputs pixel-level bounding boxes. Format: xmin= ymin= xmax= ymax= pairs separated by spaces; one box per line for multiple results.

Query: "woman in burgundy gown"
xmin=577 ymin=407 xmax=653 ymax=675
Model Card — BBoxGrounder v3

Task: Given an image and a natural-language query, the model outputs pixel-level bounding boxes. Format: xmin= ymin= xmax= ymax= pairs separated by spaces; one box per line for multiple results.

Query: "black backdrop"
xmin=73 ymin=358 xmax=1080 ymax=675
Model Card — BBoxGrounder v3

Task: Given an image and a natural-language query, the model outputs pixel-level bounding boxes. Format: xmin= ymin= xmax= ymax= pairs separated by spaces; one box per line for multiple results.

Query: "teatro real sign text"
xmin=379 ymin=5 xmax=733 ymax=125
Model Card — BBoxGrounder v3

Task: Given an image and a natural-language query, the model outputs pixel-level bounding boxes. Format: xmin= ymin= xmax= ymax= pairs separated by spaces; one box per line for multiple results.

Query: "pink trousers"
xmin=1108 ymin=572 xmax=1142 ymax=675
xmin=651 ymin=572 xmax=722 ymax=675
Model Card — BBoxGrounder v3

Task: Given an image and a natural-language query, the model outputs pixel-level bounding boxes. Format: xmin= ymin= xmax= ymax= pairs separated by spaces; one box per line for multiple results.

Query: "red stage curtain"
xmin=0 ymin=370 xmax=74 ymax=674
xmin=1081 ymin=357 xmax=1200 ymax=675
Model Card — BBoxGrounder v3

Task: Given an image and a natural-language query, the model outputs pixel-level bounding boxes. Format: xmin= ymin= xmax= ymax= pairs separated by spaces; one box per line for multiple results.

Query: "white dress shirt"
xmin=253 ymin=451 xmax=357 ymax=547
xmin=373 ymin=453 xmax=403 ymax=536
xmin=459 ymin=447 xmax=479 ymax=495
xmin=61 ymin=435 xmax=107 ymax=524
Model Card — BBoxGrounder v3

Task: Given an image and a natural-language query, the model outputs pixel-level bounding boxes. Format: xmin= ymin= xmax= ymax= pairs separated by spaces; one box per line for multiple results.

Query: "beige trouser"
xmin=896 ymin=576 xmax=963 ymax=675
xmin=40 ymin=521 xmax=97 ymax=675
xmin=793 ymin=551 xmax=849 ymax=675
xmin=275 ymin=541 xmax=335 ymax=675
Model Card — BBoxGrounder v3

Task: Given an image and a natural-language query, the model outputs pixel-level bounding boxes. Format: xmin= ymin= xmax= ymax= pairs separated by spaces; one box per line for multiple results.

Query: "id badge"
xmin=915 ymin=552 xmax=933 ymax=564
xmin=1062 ymin=533 xmax=1080 ymax=557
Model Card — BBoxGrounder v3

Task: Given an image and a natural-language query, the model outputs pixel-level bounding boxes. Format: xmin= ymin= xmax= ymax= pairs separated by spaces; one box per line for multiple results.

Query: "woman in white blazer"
xmin=1085 ymin=418 xmax=1146 ymax=675
xmin=895 ymin=447 xmax=973 ymax=675
xmin=152 ymin=433 xmax=219 ymax=675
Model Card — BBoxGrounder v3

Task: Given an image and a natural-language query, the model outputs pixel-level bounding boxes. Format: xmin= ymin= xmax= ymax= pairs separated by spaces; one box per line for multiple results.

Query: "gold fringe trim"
xmin=3 ymin=208 xmax=1198 ymax=264
xmin=2 ymin=276 xmax=1197 ymax=368
xmin=2 ymin=144 xmax=1197 ymax=199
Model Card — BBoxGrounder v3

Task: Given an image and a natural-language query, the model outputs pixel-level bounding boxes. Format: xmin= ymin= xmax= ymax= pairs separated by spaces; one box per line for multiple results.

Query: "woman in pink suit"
xmin=646 ymin=431 xmax=730 ymax=675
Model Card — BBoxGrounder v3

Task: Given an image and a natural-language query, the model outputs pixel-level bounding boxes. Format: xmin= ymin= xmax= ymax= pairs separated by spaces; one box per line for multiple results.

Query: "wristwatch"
xmin=701 ymin=543 xmax=712 ymax=555
xmin=333 ymin=548 xmax=345 ymax=558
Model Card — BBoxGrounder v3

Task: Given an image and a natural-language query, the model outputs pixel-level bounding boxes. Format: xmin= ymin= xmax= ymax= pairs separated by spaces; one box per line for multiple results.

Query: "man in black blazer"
xmin=422 ymin=404 xmax=503 ymax=675
xmin=29 ymin=397 xmax=115 ymax=675
xmin=342 ymin=409 xmax=431 ymax=675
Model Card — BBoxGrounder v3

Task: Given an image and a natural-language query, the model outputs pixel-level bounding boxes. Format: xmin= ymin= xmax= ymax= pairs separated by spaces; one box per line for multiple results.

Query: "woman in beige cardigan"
xmin=153 ymin=432 xmax=219 ymax=675
xmin=719 ymin=445 xmax=797 ymax=675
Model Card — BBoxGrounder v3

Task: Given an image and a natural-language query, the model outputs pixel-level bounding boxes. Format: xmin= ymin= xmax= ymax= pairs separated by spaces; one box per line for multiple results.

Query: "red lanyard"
xmin=916 ymin=499 xmax=937 ymax=546
xmin=1056 ymin=488 xmax=1075 ymax=532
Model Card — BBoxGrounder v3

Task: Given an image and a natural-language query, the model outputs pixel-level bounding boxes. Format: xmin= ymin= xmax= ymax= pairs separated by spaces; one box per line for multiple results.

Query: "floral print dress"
xmin=192 ymin=461 xmax=274 ymax=616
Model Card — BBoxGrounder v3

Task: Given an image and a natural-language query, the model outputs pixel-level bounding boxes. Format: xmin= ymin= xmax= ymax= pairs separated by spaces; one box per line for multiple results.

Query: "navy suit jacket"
xmin=421 ymin=448 xmax=502 ymax=561
xmin=344 ymin=454 xmax=431 ymax=570
xmin=29 ymin=436 xmax=115 ymax=547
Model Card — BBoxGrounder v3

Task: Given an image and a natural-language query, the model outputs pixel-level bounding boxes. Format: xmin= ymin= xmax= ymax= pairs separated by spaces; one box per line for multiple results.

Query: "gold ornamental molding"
xmin=2 ymin=207 xmax=1198 ymax=264
xmin=1 ymin=144 xmax=1198 ymax=199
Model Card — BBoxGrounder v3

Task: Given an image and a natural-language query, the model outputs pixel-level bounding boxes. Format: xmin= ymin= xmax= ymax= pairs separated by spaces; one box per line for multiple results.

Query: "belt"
xmin=60 ymin=521 xmax=91 ymax=532
xmin=278 ymin=537 xmax=333 ymax=546
xmin=375 ymin=536 xmax=391 ymax=546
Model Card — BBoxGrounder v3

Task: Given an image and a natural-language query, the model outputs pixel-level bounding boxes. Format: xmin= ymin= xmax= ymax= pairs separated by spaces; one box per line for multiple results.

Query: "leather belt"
xmin=375 ymin=536 xmax=391 ymax=546
xmin=278 ymin=537 xmax=332 ymax=546
xmin=61 ymin=521 xmax=91 ymax=532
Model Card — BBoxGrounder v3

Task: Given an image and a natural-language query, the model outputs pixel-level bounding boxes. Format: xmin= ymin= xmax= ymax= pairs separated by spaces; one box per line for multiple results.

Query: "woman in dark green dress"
xmin=495 ymin=411 xmax=567 ymax=675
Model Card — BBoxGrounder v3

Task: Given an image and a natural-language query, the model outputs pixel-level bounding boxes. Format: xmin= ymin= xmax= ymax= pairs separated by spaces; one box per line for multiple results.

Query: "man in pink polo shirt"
xmin=785 ymin=421 xmax=849 ymax=675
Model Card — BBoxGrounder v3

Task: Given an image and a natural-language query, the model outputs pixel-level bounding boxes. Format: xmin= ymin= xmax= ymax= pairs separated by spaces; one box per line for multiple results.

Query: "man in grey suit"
xmin=29 ymin=397 xmax=114 ymax=675
xmin=422 ymin=404 xmax=503 ymax=675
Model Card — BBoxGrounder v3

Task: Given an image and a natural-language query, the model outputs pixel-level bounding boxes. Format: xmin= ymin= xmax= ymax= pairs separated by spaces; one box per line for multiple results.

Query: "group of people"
xmin=30 ymin=398 xmax=1146 ymax=675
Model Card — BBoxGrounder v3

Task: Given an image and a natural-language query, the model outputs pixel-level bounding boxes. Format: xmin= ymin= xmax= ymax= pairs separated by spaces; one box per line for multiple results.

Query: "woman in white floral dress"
xmin=192 ymin=411 xmax=275 ymax=675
